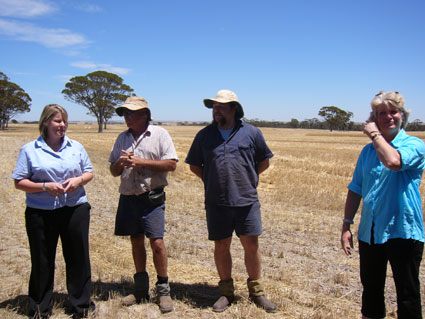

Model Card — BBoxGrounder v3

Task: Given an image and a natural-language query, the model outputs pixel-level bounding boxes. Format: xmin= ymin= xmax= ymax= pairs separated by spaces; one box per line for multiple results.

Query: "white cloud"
xmin=0 ymin=0 xmax=57 ymax=18
xmin=70 ymin=61 xmax=131 ymax=75
xmin=70 ymin=61 xmax=98 ymax=69
xmin=75 ymin=4 xmax=102 ymax=13
xmin=55 ymin=74 xmax=73 ymax=83
xmin=0 ymin=19 xmax=90 ymax=48
xmin=105 ymin=66 xmax=131 ymax=75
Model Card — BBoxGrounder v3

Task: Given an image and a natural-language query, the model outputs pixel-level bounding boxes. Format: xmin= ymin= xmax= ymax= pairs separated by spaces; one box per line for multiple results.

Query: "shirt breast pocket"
xmin=236 ymin=143 xmax=255 ymax=161
xmin=69 ymin=152 xmax=83 ymax=175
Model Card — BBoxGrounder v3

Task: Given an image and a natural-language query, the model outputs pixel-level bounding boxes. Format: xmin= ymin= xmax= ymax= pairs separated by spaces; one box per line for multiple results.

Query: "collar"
xmin=35 ymin=135 xmax=72 ymax=152
xmin=390 ymin=128 xmax=407 ymax=147
xmin=126 ymin=124 xmax=151 ymax=137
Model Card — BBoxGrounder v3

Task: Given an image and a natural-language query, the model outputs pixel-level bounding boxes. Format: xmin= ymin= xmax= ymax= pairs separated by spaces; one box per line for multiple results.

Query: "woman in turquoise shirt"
xmin=12 ymin=104 xmax=95 ymax=319
xmin=341 ymin=91 xmax=425 ymax=319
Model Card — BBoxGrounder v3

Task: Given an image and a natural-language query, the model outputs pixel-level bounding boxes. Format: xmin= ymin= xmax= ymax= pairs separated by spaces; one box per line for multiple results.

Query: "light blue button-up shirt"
xmin=12 ymin=136 xmax=93 ymax=210
xmin=348 ymin=129 xmax=425 ymax=244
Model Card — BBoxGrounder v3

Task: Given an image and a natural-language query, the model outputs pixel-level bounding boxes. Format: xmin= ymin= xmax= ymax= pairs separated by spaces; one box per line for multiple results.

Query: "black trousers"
xmin=25 ymin=203 xmax=94 ymax=317
xmin=359 ymin=238 xmax=423 ymax=319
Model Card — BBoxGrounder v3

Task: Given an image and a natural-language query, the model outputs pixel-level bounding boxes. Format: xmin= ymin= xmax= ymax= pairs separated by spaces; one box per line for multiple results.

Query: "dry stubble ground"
xmin=1 ymin=124 xmax=425 ymax=319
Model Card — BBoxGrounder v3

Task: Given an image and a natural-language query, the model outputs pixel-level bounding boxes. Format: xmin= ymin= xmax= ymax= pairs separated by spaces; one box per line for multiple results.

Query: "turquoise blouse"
xmin=348 ymin=129 xmax=425 ymax=244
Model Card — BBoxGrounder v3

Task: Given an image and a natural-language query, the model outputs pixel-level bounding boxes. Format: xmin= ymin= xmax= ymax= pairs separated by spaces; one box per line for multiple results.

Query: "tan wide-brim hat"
xmin=203 ymin=89 xmax=244 ymax=119
xmin=115 ymin=96 xmax=152 ymax=119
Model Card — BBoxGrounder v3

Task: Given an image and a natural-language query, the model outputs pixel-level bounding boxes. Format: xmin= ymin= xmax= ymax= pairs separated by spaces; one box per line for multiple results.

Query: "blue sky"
xmin=1 ymin=0 xmax=425 ymax=123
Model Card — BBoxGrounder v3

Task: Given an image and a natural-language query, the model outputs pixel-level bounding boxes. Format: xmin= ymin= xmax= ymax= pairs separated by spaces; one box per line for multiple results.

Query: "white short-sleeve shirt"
xmin=109 ymin=125 xmax=178 ymax=195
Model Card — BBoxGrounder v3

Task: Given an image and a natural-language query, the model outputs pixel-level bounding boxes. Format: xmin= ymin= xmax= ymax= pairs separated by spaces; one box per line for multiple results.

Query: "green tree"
xmin=0 ymin=72 xmax=31 ymax=130
xmin=62 ymin=71 xmax=134 ymax=132
xmin=318 ymin=106 xmax=353 ymax=131
xmin=288 ymin=118 xmax=299 ymax=128
xmin=407 ymin=119 xmax=425 ymax=131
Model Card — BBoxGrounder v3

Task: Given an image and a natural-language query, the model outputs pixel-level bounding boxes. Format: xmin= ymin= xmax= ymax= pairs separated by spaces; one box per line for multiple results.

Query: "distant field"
xmin=1 ymin=124 xmax=425 ymax=318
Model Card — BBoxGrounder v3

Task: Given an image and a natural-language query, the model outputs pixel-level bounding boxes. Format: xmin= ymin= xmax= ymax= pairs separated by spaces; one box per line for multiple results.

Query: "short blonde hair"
xmin=39 ymin=104 xmax=68 ymax=139
xmin=369 ymin=90 xmax=410 ymax=129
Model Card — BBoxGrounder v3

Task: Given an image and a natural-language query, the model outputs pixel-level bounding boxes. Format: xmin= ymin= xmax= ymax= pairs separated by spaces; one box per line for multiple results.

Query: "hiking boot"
xmin=213 ymin=278 xmax=235 ymax=312
xmin=247 ymin=278 xmax=277 ymax=313
xmin=156 ymin=281 xmax=173 ymax=313
xmin=158 ymin=295 xmax=173 ymax=313
xmin=249 ymin=295 xmax=277 ymax=313
xmin=121 ymin=294 xmax=137 ymax=306
xmin=213 ymin=295 xmax=234 ymax=312
xmin=122 ymin=272 xmax=150 ymax=306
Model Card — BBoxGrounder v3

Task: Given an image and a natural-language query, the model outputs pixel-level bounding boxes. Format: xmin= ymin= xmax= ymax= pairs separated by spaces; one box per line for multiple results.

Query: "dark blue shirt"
xmin=185 ymin=121 xmax=273 ymax=207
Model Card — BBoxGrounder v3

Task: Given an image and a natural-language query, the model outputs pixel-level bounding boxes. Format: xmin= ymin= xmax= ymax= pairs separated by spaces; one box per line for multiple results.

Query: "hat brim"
xmin=203 ymin=99 xmax=244 ymax=119
xmin=115 ymin=105 xmax=153 ymax=120
xmin=115 ymin=104 xmax=149 ymax=116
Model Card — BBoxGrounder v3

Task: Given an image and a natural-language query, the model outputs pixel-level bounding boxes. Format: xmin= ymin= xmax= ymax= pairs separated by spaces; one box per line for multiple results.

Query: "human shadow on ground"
xmin=0 ymin=280 xmax=225 ymax=315
xmin=0 ymin=292 xmax=68 ymax=317
xmin=92 ymin=279 xmax=220 ymax=308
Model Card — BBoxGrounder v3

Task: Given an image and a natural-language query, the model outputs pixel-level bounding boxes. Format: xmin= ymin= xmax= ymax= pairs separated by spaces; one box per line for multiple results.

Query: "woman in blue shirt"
xmin=341 ymin=91 xmax=425 ymax=319
xmin=12 ymin=104 xmax=95 ymax=319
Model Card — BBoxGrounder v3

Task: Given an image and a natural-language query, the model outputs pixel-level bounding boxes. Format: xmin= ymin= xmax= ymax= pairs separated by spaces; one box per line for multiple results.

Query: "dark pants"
xmin=359 ymin=238 xmax=423 ymax=319
xmin=25 ymin=203 xmax=94 ymax=317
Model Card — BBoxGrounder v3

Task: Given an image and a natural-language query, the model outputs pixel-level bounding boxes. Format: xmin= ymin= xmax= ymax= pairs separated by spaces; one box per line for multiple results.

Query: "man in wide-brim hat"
xmin=109 ymin=96 xmax=178 ymax=313
xmin=185 ymin=90 xmax=277 ymax=313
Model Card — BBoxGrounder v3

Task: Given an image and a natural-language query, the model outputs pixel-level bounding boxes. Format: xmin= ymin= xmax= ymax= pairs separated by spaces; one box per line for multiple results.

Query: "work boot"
xmin=155 ymin=279 xmax=173 ymax=313
xmin=212 ymin=278 xmax=235 ymax=312
xmin=247 ymin=278 xmax=277 ymax=313
xmin=122 ymin=272 xmax=150 ymax=306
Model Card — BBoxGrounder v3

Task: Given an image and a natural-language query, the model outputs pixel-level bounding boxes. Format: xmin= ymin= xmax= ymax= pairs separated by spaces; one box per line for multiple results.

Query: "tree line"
xmin=1 ymin=70 xmax=425 ymax=132
xmin=244 ymin=118 xmax=425 ymax=132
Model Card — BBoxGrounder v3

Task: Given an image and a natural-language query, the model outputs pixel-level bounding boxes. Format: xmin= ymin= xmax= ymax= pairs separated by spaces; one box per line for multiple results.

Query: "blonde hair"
xmin=369 ymin=90 xmax=410 ymax=129
xmin=39 ymin=104 xmax=68 ymax=139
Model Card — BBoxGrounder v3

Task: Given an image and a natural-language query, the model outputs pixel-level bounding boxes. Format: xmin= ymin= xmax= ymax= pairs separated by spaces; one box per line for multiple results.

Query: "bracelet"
xmin=80 ymin=176 xmax=84 ymax=185
xmin=42 ymin=182 xmax=46 ymax=192
xmin=343 ymin=218 xmax=354 ymax=224
xmin=371 ymin=133 xmax=382 ymax=141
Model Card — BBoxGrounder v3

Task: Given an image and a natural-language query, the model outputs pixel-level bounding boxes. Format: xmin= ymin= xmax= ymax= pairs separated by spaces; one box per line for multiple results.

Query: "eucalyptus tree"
xmin=0 ymin=72 xmax=31 ymax=130
xmin=62 ymin=71 xmax=134 ymax=132
xmin=318 ymin=106 xmax=353 ymax=131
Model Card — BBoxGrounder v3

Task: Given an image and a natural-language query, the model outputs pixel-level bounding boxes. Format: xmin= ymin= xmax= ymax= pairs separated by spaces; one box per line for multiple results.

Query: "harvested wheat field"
xmin=1 ymin=124 xmax=425 ymax=319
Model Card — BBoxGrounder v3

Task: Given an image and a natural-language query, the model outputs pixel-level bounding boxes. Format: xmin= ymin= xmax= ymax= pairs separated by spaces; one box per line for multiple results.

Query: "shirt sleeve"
xmin=79 ymin=144 xmax=93 ymax=173
xmin=397 ymin=138 xmax=425 ymax=171
xmin=12 ymin=145 xmax=31 ymax=180
xmin=254 ymin=128 xmax=273 ymax=163
xmin=185 ymin=131 xmax=203 ymax=167
xmin=159 ymin=130 xmax=179 ymax=161
xmin=109 ymin=134 xmax=123 ymax=164
xmin=347 ymin=150 xmax=364 ymax=195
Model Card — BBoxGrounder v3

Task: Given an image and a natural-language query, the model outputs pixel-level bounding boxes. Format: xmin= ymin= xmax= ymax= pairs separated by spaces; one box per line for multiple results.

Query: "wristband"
xmin=371 ymin=133 xmax=382 ymax=141
xmin=343 ymin=218 xmax=354 ymax=224
xmin=42 ymin=182 xmax=46 ymax=191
